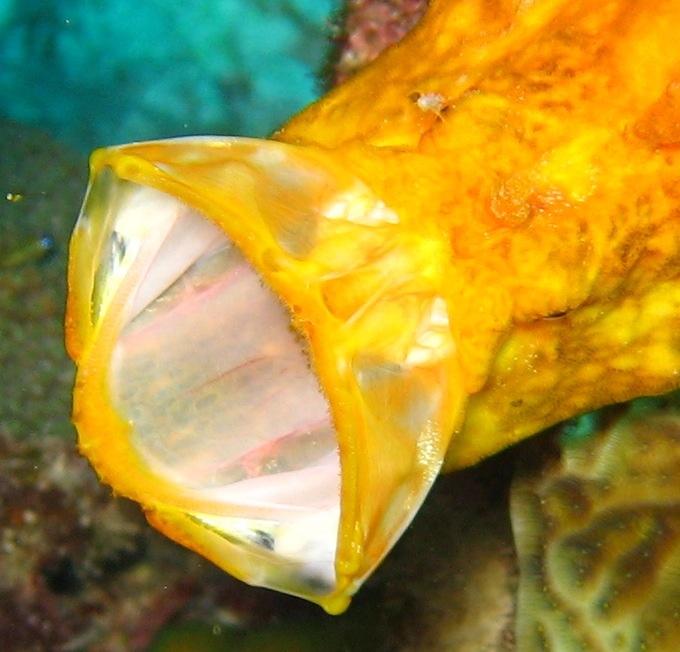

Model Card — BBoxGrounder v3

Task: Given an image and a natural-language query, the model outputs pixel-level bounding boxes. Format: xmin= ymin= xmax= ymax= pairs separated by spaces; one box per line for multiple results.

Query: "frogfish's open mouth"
xmin=66 ymin=137 xmax=461 ymax=613
xmin=110 ymin=186 xmax=342 ymax=592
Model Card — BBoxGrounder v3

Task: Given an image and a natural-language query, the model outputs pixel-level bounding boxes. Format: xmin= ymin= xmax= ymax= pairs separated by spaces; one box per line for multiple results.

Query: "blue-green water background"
xmin=0 ymin=0 xmax=337 ymax=150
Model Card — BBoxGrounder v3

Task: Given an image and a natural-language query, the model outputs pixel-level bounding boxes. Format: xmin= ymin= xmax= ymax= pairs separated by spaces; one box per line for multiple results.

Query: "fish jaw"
xmin=65 ymin=137 xmax=464 ymax=613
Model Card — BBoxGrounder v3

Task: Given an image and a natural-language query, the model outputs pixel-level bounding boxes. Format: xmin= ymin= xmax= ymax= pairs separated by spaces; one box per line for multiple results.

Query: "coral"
xmin=512 ymin=394 xmax=680 ymax=651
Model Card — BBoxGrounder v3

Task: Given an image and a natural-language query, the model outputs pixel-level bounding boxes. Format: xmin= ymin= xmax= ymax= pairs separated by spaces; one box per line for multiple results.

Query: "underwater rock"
xmin=332 ymin=0 xmax=428 ymax=83
xmin=0 ymin=118 xmax=85 ymax=441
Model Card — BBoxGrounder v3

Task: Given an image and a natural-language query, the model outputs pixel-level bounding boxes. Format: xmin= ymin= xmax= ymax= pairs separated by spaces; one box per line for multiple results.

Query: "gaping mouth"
xmin=66 ymin=137 xmax=460 ymax=613
xmin=106 ymin=182 xmax=340 ymax=592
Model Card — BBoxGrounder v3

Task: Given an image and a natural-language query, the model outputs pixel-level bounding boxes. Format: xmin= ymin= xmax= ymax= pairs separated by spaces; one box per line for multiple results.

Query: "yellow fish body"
xmin=66 ymin=0 xmax=680 ymax=613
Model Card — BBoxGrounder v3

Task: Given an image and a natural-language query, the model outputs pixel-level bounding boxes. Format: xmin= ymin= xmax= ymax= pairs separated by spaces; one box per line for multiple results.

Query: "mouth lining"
xmin=104 ymin=181 xmax=341 ymax=591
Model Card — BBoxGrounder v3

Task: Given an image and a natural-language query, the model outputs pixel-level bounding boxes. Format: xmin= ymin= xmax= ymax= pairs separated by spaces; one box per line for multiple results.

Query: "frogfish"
xmin=65 ymin=0 xmax=680 ymax=614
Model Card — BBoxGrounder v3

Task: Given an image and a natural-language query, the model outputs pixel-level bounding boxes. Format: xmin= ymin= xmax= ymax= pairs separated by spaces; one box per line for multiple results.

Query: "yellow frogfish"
xmin=65 ymin=0 xmax=680 ymax=614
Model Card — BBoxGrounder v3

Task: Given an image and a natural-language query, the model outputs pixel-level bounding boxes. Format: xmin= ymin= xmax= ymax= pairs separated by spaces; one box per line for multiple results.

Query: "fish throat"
xmin=101 ymin=181 xmax=340 ymax=592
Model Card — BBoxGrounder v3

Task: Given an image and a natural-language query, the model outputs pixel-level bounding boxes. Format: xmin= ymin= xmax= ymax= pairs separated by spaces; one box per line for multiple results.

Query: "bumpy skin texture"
xmin=278 ymin=0 xmax=680 ymax=470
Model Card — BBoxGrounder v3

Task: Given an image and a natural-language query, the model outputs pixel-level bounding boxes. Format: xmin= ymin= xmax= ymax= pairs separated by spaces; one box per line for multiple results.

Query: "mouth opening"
xmin=69 ymin=137 xmax=460 ymax=612
xmin=103 ymin=181 xmax=341 ymax=592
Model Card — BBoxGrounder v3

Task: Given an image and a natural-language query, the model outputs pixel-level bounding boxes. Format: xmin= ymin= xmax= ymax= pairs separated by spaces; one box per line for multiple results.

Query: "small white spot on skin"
xmin=249 ymin=145 xmax=287 ymax=167
xmin=323 ymin=186 xmax=399 ymax=225
xmin=429 ymin=297 xmax=450 ymax=327
xmin=412 ymin=92 xmax=448 ymax=118
xmin=405 ymin=297 xmax=455 ymax=366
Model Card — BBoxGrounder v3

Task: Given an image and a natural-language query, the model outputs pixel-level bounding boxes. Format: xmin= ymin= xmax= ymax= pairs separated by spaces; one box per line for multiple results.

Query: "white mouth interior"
xmin=105 ymin=184 xmax=340 ymax=591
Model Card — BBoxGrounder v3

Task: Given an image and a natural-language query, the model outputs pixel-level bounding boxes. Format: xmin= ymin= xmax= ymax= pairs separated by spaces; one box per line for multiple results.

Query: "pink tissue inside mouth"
xmin=83 ymin=163 xmax=348 ymax=591
xmin=107 ymin=191 xmax=340 ymax=513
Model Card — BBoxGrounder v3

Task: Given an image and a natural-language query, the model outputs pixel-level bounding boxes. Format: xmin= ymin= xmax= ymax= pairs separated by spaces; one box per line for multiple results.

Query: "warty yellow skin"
xmin=277 ymin=0 xmax=680 ymax=470
xmin=66 ymin=0 xmax=680 ymax=614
